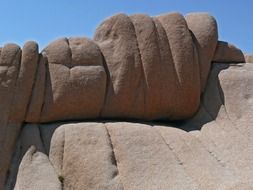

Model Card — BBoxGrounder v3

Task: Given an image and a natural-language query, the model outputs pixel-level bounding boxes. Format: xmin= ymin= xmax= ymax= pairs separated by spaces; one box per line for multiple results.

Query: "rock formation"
xmin=0 ymin=12 xmax=252 ymax=190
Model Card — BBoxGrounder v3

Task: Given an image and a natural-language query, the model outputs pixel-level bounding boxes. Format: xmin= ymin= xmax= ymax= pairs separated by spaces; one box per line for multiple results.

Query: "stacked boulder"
xmin=0 ymin=12 xmax=249 ymax=190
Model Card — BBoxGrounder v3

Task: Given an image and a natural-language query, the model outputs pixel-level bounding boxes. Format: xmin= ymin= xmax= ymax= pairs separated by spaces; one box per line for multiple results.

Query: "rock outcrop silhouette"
xmin=0 ymin=12 xmax=252 ymax=190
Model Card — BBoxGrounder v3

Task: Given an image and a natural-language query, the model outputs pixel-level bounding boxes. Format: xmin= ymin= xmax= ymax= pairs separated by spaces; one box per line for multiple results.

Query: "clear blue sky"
xmin=0 ymin=0 xmax=252 ymax=53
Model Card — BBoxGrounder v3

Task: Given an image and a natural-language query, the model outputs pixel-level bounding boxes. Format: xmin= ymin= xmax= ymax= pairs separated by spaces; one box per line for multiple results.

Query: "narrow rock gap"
xmin=98 ymin=53 xmax=110 ymax=117
xmin=61 ymin=127 xmax=65 ymax=172
xmin=38 ymin=124 xmax=46 ymax=153
xmin=23 ymin=54 xmax=40 ymax=120
xmin=38 ymin=55 xmax=48 ymax=122
xmin=155 ymin=18 xmax=179 ymax=86
xmin=157 ymin=18 xmax=180 ymax=86
xmin=59 ymin=127 xmax=66 ymax=190
xmin=65 ymin=38 xmax=72 ymax=68
xmin=130 ymin=18 xmax=147 ymax=116
xmin=104 ymin=124 xmax=124 ymax=190
xmin=151 ymin=18 xmax=168 ymax=115
xmin=189 ymin=30 xmax=202 ymax=92
xmin=3 ymin=123 xmax=24 ymax=190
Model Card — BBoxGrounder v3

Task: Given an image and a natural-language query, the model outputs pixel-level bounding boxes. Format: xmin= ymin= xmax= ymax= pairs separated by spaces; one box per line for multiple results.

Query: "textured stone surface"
xmin=4 ymin=124 xmax=45 ymax=190
xmin=185 ymin=13 xmax=218 ymax=91
xmin=49 ymin=123 xmax=123 ymax=190
xmin=213 ymin=41 xmax=245 ymax=63
xmin=40 ymin=37 xmax=107 ymax=122
xmin=0 ymin=44 xmax=21 ymax=133
xmin=46 ymin=63 xmax=253 ymax=189
xmin=25 ymin=54 xmax=46 ymax=123
xmin=1 ymin=12 xmax=244 ymax=126
xmin=9 ymin=41 xmax=39 ymax=123
xmin=11 ymin=61 xmax=253 ymax=189
xmin=4 ymin=63 xmax=253 ymax=190
xmin=106 ymin=122 xmax=199 ymax=190
xmin=94 ymin=12 xmax=203 ymax=120
xmin=94 ymin=14 xmax=145 ymax=119
xmin=156 ymin=12 xmax=200 ymax=119
xmin=0 ymin=44 xmax=21 ymax=189
xmin=14 ymin=146 xmax=62 ymax=190
xmin=0 ymin=12 xmax=252 ymax=190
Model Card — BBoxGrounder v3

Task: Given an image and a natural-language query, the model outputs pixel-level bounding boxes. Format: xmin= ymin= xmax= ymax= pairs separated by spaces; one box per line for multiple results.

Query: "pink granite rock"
xmin=0 ymin=12 xmax=252 ymax=190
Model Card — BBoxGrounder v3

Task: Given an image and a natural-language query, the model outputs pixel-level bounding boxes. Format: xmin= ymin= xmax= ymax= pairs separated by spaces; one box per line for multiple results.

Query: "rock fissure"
xmin=155 ymin=128 xmax=185 ymax=171
xmin=38 ymin=58 xmax=48 ymax=122
xmin=104 ymin=124 xmax=124 ymax=189
xmin=130 ymin=17 xmax=147 ymax=117
xmin=23 ymin=55 xmax=40 ymax=122
xmin=99 ymin=55 xmax=110 ymax=118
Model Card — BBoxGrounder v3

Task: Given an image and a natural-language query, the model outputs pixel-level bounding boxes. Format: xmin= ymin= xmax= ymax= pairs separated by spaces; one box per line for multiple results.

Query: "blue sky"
xmin=0 ymin=0 xmax=252 ymax=53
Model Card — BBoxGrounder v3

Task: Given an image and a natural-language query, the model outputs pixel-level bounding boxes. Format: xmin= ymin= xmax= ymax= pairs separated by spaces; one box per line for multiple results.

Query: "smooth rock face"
xmin=0 ymin=12 xmax=252 ymax=190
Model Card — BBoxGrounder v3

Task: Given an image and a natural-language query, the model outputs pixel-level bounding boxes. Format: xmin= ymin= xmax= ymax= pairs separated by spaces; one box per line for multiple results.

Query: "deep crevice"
xmin=98 ymin=53 xmax=110 ymax=117
xmin=130 ymin=17 xmax=147 ymax=117
xmin=38 ymin=124 xmax=46 ymax=153
xmin=104 ymin=124 xmax=124 ymax=190
xmin=23 ymin=53 xmax=40 ymax=121
xmin=38 ymin=54 xmax=49 ymax=122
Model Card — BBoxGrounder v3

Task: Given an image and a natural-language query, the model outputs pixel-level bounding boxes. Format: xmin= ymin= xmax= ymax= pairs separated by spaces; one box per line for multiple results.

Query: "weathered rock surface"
xmin=212 ymin=41 xmax=245 ymax=63
xmin=14 ymin=146 xmax=62 ymax=190
xmin=155 ymin=12 xmax=200 ymax=119
xmin=40 ymin=37 xmax=107 ymax=122
xmin=94 ymin=14 xmax=145 ymax=119
xmin=185 ymin=13 xmax=218 ymax=91
xmin=11 ymin=62 xmax=253 ymax=190
xmin=50 ymin=123 xmax=123 ymax=190
xmin=0 ymin=44 xmax=22 ymax=189
xmin=25 ymin=55 xmax=46 ymax=123
xmin=9 ymin=41 xmax=39 ymax=123
xmin=0 ymin=12 xmax=252 ymax=190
